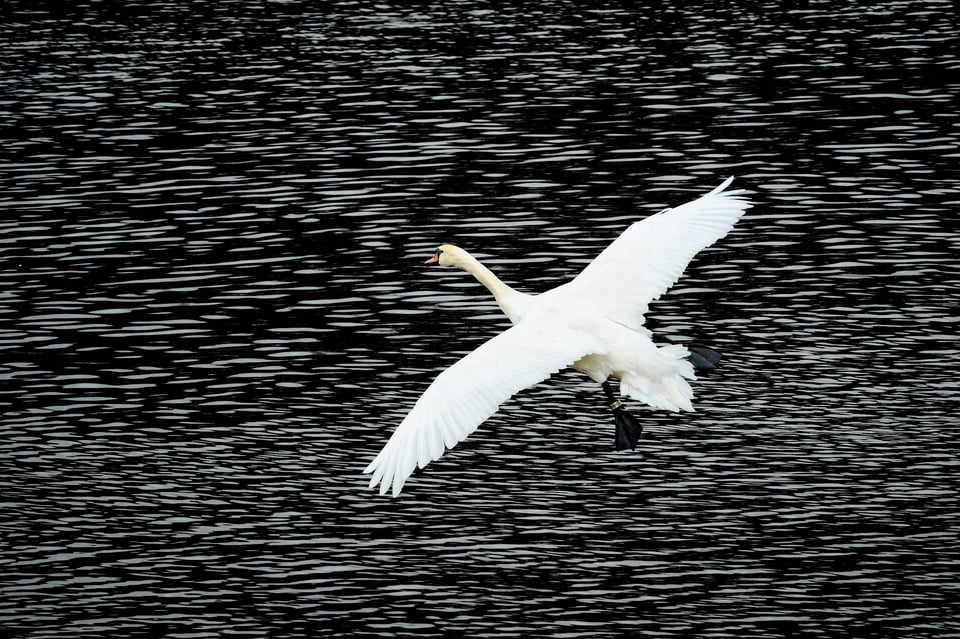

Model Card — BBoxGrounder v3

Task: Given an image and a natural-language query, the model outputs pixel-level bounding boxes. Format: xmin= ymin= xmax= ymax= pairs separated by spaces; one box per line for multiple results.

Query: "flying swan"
xmin=365 ymin=178 xmax=752 ymax=496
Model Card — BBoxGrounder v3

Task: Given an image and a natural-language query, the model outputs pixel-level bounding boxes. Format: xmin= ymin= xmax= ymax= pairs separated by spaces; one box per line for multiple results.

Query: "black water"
xmin=2 ymin=2 xmax=959 ymax=637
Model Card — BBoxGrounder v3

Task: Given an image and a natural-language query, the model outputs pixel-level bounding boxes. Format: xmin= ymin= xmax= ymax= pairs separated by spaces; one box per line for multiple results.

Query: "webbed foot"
xmin=613 ymin=407 xmax=643 ymax=450
xmin=689 ymin=344 xmax=722 ymax=371
xmin=602 ymin=380 xmax=644 ymax=450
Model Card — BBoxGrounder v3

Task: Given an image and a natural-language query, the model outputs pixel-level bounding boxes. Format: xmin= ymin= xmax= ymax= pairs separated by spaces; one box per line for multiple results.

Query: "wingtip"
xmin=706 ymin=177 xmax=753 ymax=211
xmin=365 ymin=461 xmax=404 ymax=497
xmin=710 ymin=176 xmax=736 ymax=194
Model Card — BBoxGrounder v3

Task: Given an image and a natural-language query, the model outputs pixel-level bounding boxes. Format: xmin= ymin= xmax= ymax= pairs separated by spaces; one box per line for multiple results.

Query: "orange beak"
xmin=424 ymin=254 xmax=439 ymax=264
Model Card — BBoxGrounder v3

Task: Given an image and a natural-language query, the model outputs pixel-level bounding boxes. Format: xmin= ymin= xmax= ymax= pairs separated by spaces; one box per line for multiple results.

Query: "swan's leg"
xmin=602 ymin=380 xmax=643 ymax=450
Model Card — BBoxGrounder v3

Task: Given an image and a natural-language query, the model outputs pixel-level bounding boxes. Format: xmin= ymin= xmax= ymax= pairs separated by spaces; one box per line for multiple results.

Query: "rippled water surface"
xmin=2 ymin=2 xmax=959 ymax=637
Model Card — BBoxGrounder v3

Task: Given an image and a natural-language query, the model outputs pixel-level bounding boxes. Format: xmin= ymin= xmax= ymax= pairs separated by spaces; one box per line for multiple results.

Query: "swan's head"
xmin=424 ymin=244 xmax=471 ymax=269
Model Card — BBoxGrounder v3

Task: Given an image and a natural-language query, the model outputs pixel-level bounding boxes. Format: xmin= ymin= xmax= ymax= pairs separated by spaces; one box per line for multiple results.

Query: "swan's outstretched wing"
xmin=364 ymin=320 xmax=606 ymax=497
xmin=568 ymin=178 xmax=752 ymax=330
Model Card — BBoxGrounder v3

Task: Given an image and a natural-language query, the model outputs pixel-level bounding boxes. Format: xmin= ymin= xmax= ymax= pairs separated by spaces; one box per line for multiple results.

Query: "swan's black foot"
xmin=689 ymin=344 xmax=722 ymax=371
xmin=602 ymin=380 xmax=644 ymax=450
xmin=613 ymin=407 xmax=644 ymax=450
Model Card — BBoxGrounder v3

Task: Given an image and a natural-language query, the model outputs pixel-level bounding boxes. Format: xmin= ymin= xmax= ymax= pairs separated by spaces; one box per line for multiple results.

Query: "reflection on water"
xmin=2 ymin=2 xmax=959 ymax=637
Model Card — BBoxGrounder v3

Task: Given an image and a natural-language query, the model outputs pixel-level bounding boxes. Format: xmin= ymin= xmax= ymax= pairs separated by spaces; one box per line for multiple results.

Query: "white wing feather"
xmin=568 ymin=178 xmax=751 ymax=330
xmin=364 ymin=320 xmax=606 ymax=497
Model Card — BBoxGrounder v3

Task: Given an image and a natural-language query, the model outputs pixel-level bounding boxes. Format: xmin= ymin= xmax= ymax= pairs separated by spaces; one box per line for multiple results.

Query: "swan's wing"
xmin=364 ymin=320 xmax=606 ymax=497
xmin=568 ymin=178 xmax=752 ymax=330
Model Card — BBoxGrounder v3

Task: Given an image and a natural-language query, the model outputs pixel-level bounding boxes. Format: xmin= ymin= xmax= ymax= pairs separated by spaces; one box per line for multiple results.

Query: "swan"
xmin=365 ymin=178 xmax=752 ymax=496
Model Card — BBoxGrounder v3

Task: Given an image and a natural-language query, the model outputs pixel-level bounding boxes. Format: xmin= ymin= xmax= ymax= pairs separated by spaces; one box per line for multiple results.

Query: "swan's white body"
xmin=365 ymin=178 xmax=752 ymax=496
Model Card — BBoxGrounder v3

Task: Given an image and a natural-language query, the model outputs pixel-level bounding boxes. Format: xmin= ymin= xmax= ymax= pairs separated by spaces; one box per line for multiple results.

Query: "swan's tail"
xmin=620 ymin=344 xmax=696 ymax=412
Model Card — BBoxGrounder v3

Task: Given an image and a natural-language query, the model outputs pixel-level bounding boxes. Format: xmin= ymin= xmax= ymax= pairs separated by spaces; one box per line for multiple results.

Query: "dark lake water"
xmin=2 ymin=2 xmax=959 ymax=637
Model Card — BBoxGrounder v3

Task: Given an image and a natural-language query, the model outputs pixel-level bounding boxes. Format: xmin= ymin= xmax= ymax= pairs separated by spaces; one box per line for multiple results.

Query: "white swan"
xmin=365 ymin=178 xmax=752 ymax=496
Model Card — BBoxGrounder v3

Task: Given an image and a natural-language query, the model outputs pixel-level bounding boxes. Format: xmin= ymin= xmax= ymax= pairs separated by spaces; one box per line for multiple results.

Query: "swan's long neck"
xmin=458 ymin=253 xmax=529 ymax=323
